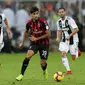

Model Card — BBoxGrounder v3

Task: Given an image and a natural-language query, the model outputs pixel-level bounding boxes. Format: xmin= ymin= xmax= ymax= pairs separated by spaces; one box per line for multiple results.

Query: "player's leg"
xmin=16 ymin=44 xmax=38 ymax=81
xmin=40 ymin=59 xmax=48 ymax=79
xmin=39 ymin=45 xmax=49 ymax=79
xmin=61 ymin=51 xmax=72 ymax=74
xmin=16 ymin=50 xmax=34 ymax=81
xmin=59 ymin=42 xmax=72 ymax=74
xmin=21 ymin=50 xmax=35 ymax=75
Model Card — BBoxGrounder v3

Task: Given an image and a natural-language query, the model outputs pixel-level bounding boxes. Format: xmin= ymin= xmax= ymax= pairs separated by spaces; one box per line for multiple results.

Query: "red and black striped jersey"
xmin=26 ymin=18 xmax=49 ymax=44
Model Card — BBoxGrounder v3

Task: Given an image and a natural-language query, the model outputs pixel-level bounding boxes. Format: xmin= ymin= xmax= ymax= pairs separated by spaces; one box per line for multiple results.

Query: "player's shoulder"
xmin=26 ymin=19 xmax=32 ymax=24
xmin=57 ymin=18 xmax=62 ymax=24
xmin=39 ymin=18 xmax=47 ymax=23
xmin=67 ymin=16 xmax=74 ymax=21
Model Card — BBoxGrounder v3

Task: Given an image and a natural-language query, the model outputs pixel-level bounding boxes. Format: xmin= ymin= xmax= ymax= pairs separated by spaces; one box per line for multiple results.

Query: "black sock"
xmin=21 ymin=58 xmax=29 ymax=75
xmin=41 ymin=63 xmax=47 ymax=71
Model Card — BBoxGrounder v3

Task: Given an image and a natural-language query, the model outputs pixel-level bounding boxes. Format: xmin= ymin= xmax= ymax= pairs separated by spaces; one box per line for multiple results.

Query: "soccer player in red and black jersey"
xmin=16 ymin=6 xmax=50 ymax=81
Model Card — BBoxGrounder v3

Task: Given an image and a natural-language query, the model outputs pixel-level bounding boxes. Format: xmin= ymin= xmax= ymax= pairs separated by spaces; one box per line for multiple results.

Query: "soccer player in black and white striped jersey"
xmin=56 ymin=8 xmax=79 ymax=74
xmin=0 ymin=13 xmax=11 ymax=51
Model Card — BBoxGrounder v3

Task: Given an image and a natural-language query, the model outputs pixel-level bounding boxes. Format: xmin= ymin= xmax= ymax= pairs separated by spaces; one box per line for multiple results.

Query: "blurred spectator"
xmin=2 ymin=5 xmax=15 ymax=29
xmin=45 ymin=2 xmax=53 ymax=16
xmin=15 ymin=4 xmax=31 ymax=41
xmin=70 ymin=3 xmax=79 ymax=17
xmin=73 ymin=16 xmax=83 ymax=51
xmin=5 ymin=0 xmax=14 ymax=5
xmin=40 ymin=4 xmax=48 ymax=19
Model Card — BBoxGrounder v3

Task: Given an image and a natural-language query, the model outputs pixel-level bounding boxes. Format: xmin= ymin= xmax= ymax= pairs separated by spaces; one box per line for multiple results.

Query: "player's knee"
xmin=26 ymin=56 xmax=31 ymax=60
xmin=61 ymin=51 xmax=66 ymax=56
xmin=40 ymin=60 xmax=46 ymax=66
xmin=26 ymin=50 xmax=34 ymax=59
xmin=26 ymin=54 xmax=33 ymax=59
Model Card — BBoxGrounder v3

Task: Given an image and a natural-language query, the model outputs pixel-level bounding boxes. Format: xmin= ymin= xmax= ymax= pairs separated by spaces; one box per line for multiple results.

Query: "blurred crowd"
xmin=0 ymin=0 xmax=85 ymax=53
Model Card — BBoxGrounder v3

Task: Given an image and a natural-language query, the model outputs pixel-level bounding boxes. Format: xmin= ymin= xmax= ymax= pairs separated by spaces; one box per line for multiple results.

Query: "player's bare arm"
xmin=4 ymin=18 xmax=12 ymax=36
xmin=29 ymin=29 xmax=50 ymax=41
xmin=19 ymin=30 xmax=28 ymax=48
xmin=66 ymin=28 xmax=79 ymax=40
xmin=56 ymin=30 xmax=62 ymax=43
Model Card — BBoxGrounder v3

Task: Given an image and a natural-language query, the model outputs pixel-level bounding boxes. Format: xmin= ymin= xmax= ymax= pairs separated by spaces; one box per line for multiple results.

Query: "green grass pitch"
xmin=0 ymin=52 xmax=85 ymax=85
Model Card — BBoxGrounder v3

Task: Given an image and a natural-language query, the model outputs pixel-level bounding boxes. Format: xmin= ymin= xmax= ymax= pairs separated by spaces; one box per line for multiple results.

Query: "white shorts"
xmin=59 ymin=41 xmax=78 ymax=56
xmin=0 ymin=42 xmax=4 ymax=51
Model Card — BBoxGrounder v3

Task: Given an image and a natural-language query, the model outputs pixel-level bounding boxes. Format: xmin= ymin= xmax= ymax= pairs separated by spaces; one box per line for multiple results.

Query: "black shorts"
xmin=29 ymin=43 xmax=49 ymax=60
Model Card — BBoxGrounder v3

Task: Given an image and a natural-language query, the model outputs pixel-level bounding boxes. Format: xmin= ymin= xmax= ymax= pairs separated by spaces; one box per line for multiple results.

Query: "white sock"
xmin=62 ymin=56 xmax=70 ymax=71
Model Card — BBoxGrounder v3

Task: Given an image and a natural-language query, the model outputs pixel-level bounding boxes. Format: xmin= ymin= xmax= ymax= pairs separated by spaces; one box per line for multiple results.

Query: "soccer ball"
xmin=53 ymin=71 xmax=64 ymax=82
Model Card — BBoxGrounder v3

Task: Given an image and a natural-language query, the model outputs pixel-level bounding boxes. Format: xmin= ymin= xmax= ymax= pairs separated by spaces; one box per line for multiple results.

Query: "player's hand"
xmin=66 ymin=36 xmax=71 ymax=40
xmin=56 ymin=38 xmax=60 ymax=43
xmin=19 ymin=42 xmax=24 ymax=49
xmin=29 ymin=35 xmax=37 ymax=41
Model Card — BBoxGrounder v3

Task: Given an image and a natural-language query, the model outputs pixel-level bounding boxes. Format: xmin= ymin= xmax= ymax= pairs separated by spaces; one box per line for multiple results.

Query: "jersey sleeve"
xmin=43 ymin=20 xmax=49 ymax=30
xmin=2 ymin=13 xmax=6 ymax=21
xmin=69 ymin=18 xmax=78 ymax=29
xmin=26 ymin=23 xmax=30 ymax=32
xmin=56 ymin=21 xmax=61 ymax=30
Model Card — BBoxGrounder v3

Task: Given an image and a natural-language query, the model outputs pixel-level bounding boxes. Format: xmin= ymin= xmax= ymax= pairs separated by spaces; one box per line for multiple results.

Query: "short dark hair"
xmin=58 ymin=7 xmax=66 ymax=11
xmin=30 ymin=6 xmax=39 ymax=14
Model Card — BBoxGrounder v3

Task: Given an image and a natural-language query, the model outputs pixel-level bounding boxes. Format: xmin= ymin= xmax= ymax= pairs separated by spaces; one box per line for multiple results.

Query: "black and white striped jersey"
xmin=56 ymin=16 xmax=79 ymax=45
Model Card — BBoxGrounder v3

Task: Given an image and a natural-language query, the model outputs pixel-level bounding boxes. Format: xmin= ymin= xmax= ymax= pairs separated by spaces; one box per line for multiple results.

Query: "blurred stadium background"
xmin=0 ymin=0 xmax=85 ymax=53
